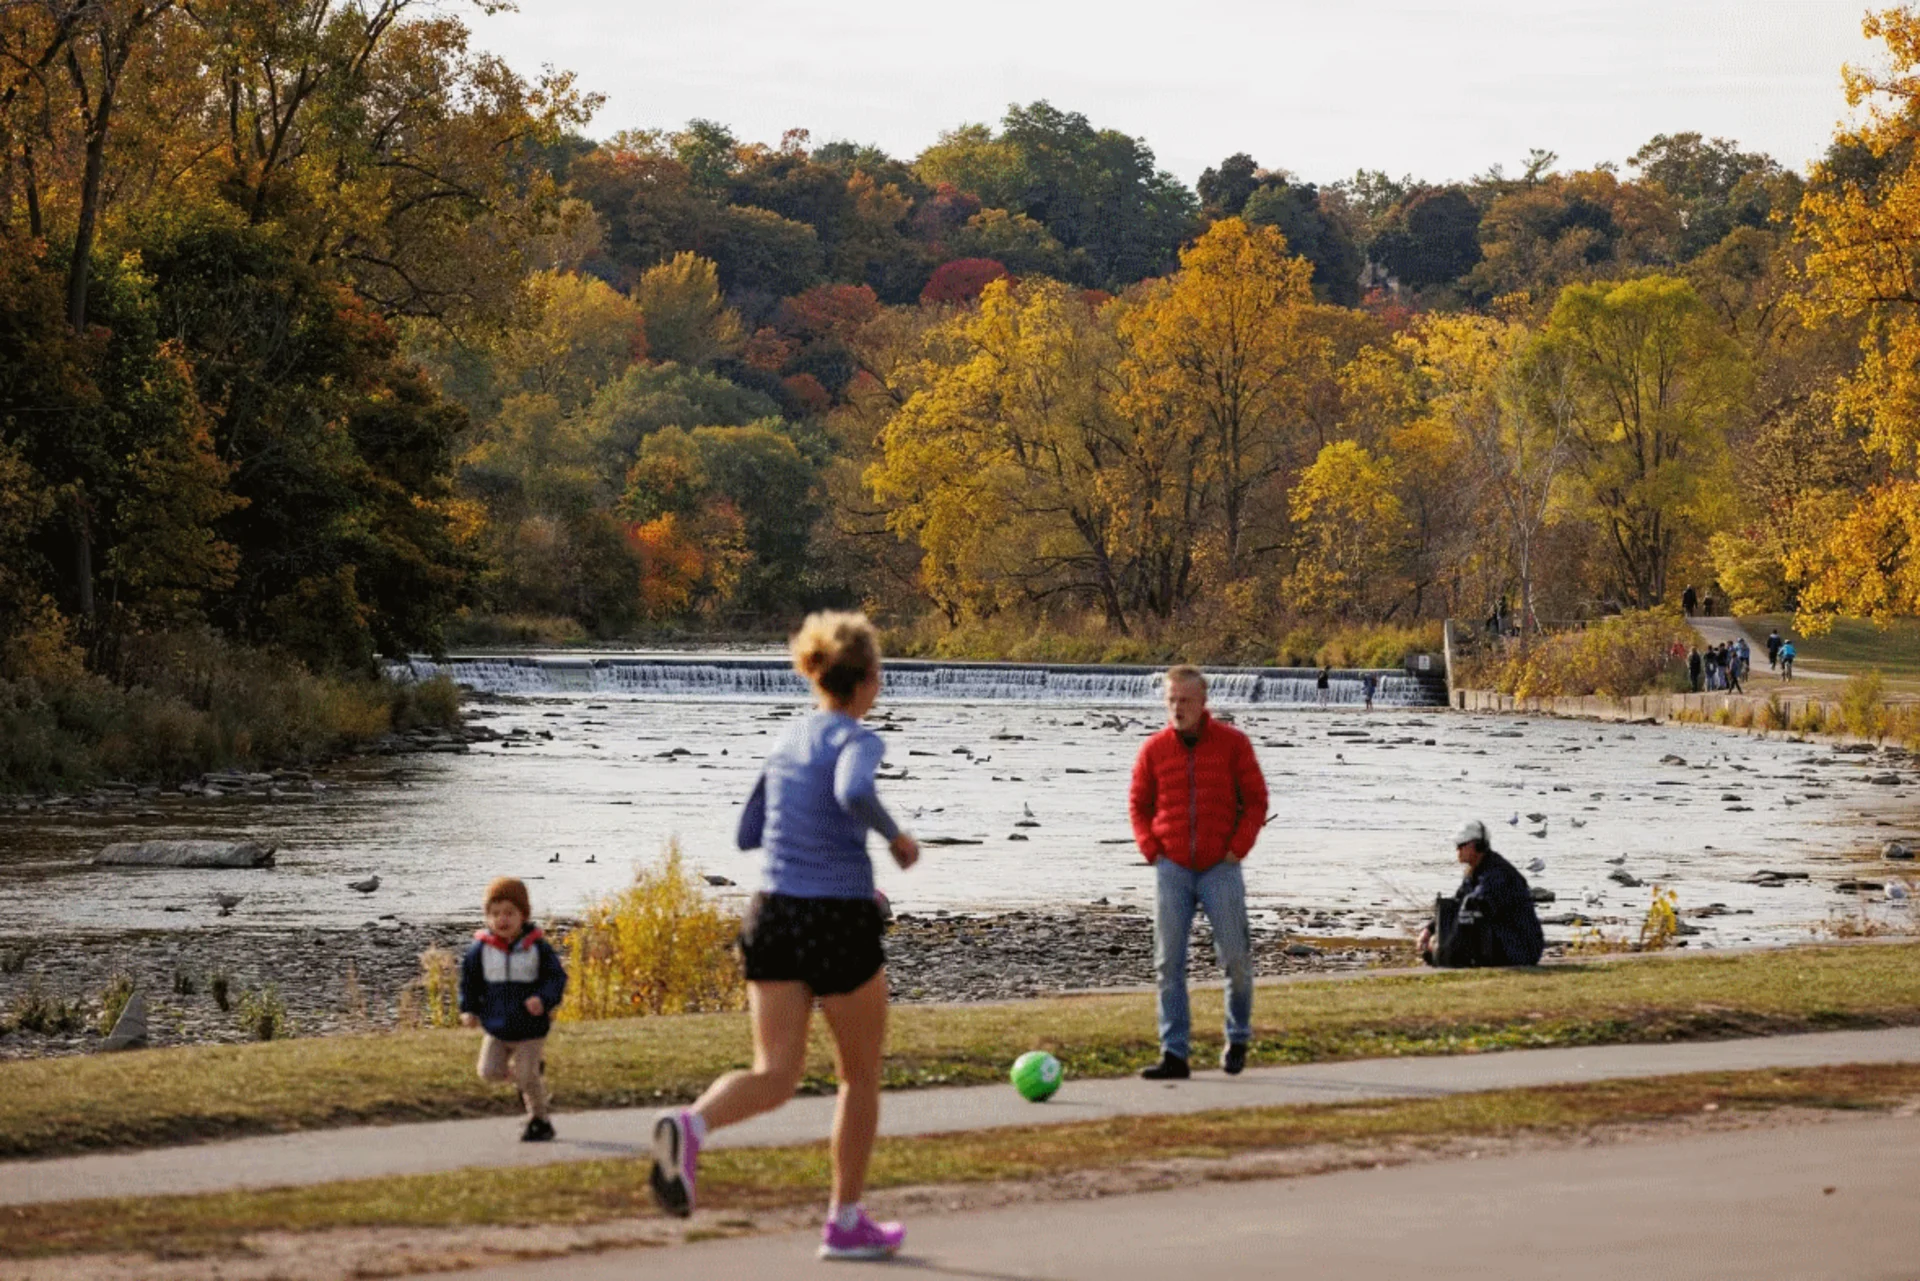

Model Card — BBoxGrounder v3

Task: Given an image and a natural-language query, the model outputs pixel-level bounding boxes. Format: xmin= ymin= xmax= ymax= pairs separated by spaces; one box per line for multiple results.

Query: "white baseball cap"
xmin=1452 ymin=819 xmax=1487 ymax=847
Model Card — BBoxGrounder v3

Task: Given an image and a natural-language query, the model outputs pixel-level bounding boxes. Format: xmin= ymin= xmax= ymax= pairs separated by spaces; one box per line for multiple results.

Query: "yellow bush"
xmin=559 ymin=841 xmax=746 ymax=1019
xmin=1791 ymin=702 xmax=1829 ymax=735
xmin=1480 ymin=609 xmax=1694 ymax=700
xmin=1840 ymin=671 xmax=1889 ymax=740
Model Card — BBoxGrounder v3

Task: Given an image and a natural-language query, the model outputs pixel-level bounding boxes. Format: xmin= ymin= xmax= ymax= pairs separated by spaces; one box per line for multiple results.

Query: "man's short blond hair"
xmin=1165 ymin=664 xmax=1207 ymax=691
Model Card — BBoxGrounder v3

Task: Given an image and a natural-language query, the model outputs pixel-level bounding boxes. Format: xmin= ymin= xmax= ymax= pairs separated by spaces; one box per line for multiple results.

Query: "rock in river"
xmin=93 ymin=840 xmax=276 ymax=869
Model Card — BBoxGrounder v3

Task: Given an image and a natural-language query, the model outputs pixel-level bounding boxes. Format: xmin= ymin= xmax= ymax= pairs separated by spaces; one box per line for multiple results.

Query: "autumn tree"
xmin=868 ymin=278 xmax=1147 ymax=627
xmin=914 ymin=102 xmax=1195 ymax=289
xmin=632 ymin=252 xmax=742 ymax=367
xmin=1283 ymin=441 xmax=1409 ymax=619
xmin=1546 ymin=275 xmax=1744 ymax=608
xmin=1120 ymin=218 xmax=1328 ymax=577
xmin=1405 ymin=314 xmax=1576 ymax=635
xmin=1789 ymin=6 xmax=1920 ymax=624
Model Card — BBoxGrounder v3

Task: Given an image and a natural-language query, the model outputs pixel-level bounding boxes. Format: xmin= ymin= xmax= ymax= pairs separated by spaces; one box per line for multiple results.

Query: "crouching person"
xmin=1417 ymin=821 xmax=1545 ymax=968
xmin=460 ymin=876 xmax=568 ymax=1141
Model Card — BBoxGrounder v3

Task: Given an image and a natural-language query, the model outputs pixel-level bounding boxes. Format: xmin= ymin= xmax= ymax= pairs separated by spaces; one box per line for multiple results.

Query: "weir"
xmin=393 ymin=655 xmax=1449 ymax=708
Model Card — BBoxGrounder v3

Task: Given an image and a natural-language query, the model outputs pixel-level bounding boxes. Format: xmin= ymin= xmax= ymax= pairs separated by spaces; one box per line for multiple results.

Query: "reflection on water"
xmin=0 ymin=691 xmax=1912 ymax=941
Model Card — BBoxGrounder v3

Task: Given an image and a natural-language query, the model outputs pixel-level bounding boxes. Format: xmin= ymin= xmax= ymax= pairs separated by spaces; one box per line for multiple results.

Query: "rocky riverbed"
xmin=0 ymin=907 xmax=1413 ymax=1059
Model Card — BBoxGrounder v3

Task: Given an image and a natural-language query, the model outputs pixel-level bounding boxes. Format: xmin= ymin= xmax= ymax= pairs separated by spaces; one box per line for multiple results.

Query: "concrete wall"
xmin=1451 ymin=686 xmax=1844 ymax=727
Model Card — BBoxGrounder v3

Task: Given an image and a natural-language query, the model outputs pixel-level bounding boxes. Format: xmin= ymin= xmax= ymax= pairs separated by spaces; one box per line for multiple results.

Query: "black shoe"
xmin=1221 ymin=1042 xmax=1249 ymax=1075
xmin=1140 ymin=1052 xmax=1190 ymax=1080
xmin=521 ymin=1116 xmax=555 ymax=1142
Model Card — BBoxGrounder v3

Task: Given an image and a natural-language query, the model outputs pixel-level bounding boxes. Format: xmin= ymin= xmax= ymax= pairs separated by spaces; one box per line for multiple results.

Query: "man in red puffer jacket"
xmin=1129 ymin=665 xmax=1270 ymax=1079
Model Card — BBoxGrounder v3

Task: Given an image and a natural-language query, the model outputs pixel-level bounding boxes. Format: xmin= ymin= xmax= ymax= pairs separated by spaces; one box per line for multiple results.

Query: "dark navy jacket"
xmin=1434 ymin=851 xmax=1545 ymax=967
xmin=459 ymin=924 xmax=568 ymax=1041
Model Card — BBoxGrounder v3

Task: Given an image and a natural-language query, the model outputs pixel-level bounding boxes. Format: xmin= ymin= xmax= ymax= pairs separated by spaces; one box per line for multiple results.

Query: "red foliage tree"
xmin=776 ymin=284 xmax=882 ymax=340
xmin=781 ymin=372 xmax=832 ymax=416
xmin=920 ymin=258 xmax=1009 ymax=305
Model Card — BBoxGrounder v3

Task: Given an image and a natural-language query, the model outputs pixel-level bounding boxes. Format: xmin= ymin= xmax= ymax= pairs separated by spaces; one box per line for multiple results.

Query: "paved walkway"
xmin=487 ymin=1113 xmax=1920 ymax=1280
xmin=1689 ymin=615 xmax=1839 ymax=683
xmin=4 ymin=1027 xmax=1918 ymax=1207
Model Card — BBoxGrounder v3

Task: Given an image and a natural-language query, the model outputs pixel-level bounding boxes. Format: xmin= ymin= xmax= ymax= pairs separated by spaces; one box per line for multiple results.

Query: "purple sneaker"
xmin=648 ymin=1109 xmax=699 ymax=1218
xmin=818 ymin=1208 xmax=905 ymax=1260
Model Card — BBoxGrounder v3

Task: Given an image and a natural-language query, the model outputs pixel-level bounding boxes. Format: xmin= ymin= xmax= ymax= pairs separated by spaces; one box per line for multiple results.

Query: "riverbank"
xmin=0 ymin=907 xmax=1399 ymax=1060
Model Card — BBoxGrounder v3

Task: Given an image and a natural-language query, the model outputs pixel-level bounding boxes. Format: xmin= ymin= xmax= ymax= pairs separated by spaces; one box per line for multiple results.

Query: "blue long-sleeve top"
xmin=737 ymin=710 xmax=901 ymax=899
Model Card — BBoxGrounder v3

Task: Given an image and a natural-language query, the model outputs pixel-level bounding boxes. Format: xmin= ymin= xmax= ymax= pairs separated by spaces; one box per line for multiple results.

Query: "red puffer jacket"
xmin=1129 ymin=714 xmax=1269 ymax=872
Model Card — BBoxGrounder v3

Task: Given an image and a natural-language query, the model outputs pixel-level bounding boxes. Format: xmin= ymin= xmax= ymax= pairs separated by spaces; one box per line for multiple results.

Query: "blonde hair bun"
xmin=791 ymin=610 xmax=881 ymax=703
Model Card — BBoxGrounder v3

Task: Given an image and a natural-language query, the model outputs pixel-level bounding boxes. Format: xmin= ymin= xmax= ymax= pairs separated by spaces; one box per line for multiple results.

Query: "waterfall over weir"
xmin=394 ymin=655 xmax=1447 ymax=708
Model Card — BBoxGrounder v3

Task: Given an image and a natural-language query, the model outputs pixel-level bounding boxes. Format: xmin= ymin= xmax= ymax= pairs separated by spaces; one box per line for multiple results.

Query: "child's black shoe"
xmin=522 ymin=1116 xmax=556 ymax=1142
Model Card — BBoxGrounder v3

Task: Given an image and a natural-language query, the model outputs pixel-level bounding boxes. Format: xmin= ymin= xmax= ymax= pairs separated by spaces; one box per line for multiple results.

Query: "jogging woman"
xmin=649 ymin=611 xmax=919 ymax=1260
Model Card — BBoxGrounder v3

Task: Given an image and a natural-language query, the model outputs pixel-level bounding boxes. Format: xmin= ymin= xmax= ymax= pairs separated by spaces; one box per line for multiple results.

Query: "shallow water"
xmin=2 ymin=689 xmax=1914 ymax=945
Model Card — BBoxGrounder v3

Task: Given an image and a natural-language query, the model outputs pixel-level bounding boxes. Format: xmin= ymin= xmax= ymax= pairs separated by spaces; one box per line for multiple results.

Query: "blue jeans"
xmin=1153 ymin=857 xmax=1253 ymax=1060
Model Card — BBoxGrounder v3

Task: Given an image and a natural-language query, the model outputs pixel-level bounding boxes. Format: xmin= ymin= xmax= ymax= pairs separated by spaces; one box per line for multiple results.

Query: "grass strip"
xmin=2 ymin=943 xmax=1918 ymax=1160
xmin=4 ymin=1061 xmax=1918 ymax=1260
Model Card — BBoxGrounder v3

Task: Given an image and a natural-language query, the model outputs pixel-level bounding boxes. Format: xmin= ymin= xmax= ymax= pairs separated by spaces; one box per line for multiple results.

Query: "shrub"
xmin=1473 ymin=609 xmax=1694 ymax=700
xmin=406 ymin=948 xmax=463 ymax=1029
xmin=1791 ymin=702 xmax=1828 ymax=735
xmin=0 ymin=624 xmax=434 ymax=794
xmin=391 ymin=675 xmax=462 ymax=732
xmin=1840 ymin=670 xmax=1889 ymax=740
xmin=1312 ymin=622 xmax=1444 ymax=670
xmin=209 ymin=972 xmax=231 ymax=1011
xmin=560 ymin=840 xmax=746 ymax=1019
xmin=11 ymin=986 xmax=82 ymax=1035
xmin=1639 ymin=886 xmax=1680 ymax=951
xmin=236 ymin=986 xmax=289 ymax=1041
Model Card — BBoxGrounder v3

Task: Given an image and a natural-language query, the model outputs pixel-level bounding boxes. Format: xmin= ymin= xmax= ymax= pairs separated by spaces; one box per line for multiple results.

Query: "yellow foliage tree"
xmin=1405 ymin=313 xmax=1575 ymax=635
xmin=1545 ymin=275 xmax=1744 ymax=608
xmin=632 ymin=252 xmax=742 ymax=367
xmin=1791 ymin=6 xmax=1920 ymax=625
xmin=867 ymin=278 xmax=1153 ymax=628
xmin=1283 ymin=440 xmax=1409 ymax=618
xmin=1120 ymin=217 xmax=1328 ymax=575
xmin=490 ymin=271 xmax=645 ymax=412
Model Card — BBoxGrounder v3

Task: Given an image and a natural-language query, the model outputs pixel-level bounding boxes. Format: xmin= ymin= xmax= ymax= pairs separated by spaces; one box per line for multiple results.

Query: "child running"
xmin=458 ymin=876 xmax=568 ymax=1142
xmin=649 ymin=610 xmax=920 ymax=1260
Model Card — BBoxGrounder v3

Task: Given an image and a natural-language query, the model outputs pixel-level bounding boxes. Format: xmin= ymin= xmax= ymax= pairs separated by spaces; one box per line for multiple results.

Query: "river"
xmin=0 ymin=656 xmax=1913 ymax=945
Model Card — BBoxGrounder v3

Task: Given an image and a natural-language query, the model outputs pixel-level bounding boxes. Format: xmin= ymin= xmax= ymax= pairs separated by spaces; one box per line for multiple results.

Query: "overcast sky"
xmin=467 ymin=1 xmax=1879 ymax=187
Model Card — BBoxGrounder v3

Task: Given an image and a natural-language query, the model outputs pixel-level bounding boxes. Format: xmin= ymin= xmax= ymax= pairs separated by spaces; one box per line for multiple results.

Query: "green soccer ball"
xmin=1010 ymin=1050 xmax=1063 ymax=1102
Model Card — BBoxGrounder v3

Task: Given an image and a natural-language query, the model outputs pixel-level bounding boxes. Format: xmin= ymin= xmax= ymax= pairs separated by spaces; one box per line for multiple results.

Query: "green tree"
xmin=915 ymin=102 xmax=1196 ymax=290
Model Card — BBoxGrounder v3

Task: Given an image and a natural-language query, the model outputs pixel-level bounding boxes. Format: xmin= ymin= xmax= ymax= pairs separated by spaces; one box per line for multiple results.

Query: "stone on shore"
xmin=93 ymin=840 xmax=276 ymax=869
xmin=101 ymin=990 xmax=147 ymax=1051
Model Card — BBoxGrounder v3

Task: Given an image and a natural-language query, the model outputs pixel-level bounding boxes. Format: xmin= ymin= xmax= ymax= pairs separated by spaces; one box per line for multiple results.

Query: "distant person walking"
xmin=648 ymin=611 xmax=920 ymax=1261
xmin=1363 ymin=673 xmax=1378 ymax=710
xmin=1316 ymin=664 xmax=1331 ymax=707
xmin=1682 ymin=585 xmax=1698 ymax=618
xmin=1767 ymin=628 xmax=1783 ymax=671
xmin=1725 ymin=644 xmax=1743 ymax=694
xmin=1737 ymin=638 xmax=1751 ymax=682
xmin=1130 ymin=666 xmax=1270 ymax=1080
xmin=1780 ymin=639 xmax=1796 ymax=682
xmin=1688 ymin=646 xmax=1703 ymax=693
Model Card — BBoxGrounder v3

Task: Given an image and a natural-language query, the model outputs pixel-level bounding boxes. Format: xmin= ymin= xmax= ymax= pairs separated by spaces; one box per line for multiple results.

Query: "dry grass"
xmin=2 ymin=944 xmax=1919 ymax=1160
xmin=3 ymin=1061 xmax=1917 ymax=1260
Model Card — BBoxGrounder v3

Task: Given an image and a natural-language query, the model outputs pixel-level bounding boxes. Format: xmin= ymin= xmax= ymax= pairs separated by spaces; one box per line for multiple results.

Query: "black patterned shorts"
xmin=738 ymin=892 xmax=885 ymax=997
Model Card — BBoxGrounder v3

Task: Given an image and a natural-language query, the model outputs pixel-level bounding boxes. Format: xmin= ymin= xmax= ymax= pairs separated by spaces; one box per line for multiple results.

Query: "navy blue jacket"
xmin=459 ymin=925 xmax=568 ymax=1041
xmin=1432 ymin=851 xmax=1545 ymax=968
